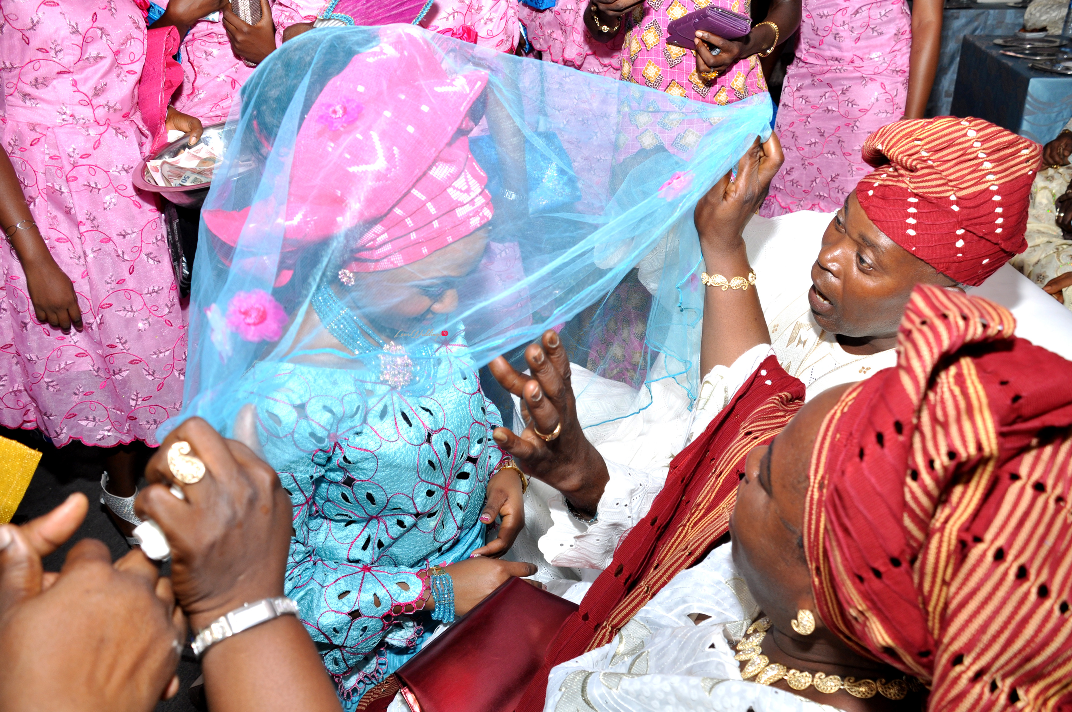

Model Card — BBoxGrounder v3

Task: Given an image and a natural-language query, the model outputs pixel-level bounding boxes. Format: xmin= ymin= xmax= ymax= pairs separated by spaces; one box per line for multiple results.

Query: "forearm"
xmin=149 ymin=6 xmax=201 ymax=38
xmin=0 ymin=151 xmax=55 ymax=268
xmin=738 ymin=0 xmax=801 ymax=59
xmin=905 ymin=0 xmax=943 ymax=119
xmin=698 ymin=243 xmax=771 ymax=377
xmin=201 ymin=617 xmax=342 ymax=712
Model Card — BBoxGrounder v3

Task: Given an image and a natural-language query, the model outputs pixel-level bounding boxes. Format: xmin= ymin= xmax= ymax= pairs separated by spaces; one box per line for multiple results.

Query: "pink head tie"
xmin=203 ymin=32 xmax=493 ymax=282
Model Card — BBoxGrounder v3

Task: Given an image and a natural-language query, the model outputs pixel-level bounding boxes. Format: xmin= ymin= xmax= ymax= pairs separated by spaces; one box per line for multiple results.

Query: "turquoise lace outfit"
xmin=237 ymin=290 xmax=502 ymax=701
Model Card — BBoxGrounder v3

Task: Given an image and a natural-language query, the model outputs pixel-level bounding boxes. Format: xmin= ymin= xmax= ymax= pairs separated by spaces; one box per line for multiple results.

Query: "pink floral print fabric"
xmin=518 ymin=0 xmax=623 ymax=78
xmin=421 ymin=0 xmax=520 ymax=53
xmin=162 ymin=0 xmax=327 ymax=125
xmin=760 ymin=0 xmax=911 ymax=216
xmin=0 ymin=0 xmax=187 ymax=446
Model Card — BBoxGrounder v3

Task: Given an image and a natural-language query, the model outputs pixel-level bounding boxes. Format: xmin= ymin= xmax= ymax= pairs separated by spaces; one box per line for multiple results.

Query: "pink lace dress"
xmin=162 ymin=0 xmax=327 ymax=125
xmin=0 ymin=0 xmax=186 ymax=446
xmin=518 ymin=0 xmax=622 ymax=78
xmin=760 ymin=0 xmax=910 ymax=215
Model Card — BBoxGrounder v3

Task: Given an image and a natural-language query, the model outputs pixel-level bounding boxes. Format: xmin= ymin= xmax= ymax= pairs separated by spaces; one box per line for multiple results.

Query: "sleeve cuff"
xmin=539 ymin=459 xmax=665 ymax=570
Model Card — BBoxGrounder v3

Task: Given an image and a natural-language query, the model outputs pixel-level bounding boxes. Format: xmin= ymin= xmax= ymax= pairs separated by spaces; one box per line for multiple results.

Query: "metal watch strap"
xmin=190 ymin=596 xmax=298 ymax=658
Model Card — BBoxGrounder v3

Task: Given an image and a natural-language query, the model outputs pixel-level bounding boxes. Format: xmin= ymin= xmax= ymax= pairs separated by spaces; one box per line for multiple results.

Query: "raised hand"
xmin=488 ymin=330 xmax=609 ymax=515
xmin=223 ymin=0 xmax=277 ymax=66
xmin=694 ymin=133 xmax=783 ymax=258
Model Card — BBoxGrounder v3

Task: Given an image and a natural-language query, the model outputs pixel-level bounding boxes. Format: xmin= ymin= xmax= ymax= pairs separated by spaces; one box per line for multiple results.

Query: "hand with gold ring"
xmin=487 ymin=330 xmax=610 ymax=517
xmin=167 ymin=440 xmax=206 ymax=485
xmin=136 ymin=413 xmax=294 ymax=631
xmin=533 ymin=421 xmax=562 ymax=442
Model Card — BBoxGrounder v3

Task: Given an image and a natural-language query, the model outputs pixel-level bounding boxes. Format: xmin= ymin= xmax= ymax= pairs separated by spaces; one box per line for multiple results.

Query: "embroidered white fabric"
xmin=543 ymin=543 xmax=839 ymax=712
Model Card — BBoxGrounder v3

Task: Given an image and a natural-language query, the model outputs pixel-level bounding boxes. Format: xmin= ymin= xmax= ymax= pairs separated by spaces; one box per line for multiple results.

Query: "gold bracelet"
xmin=3 ymin=219 xmax=36 ymax=240
xmin=754 ymin=20 xmax=780 ymax=57
xmin=701 ymin=270 xmax=757 ymax=291
xmin=496 ymin=459 xmax=529 ymax=494
xmin=589 ymin=4 xmax=621 ymax=34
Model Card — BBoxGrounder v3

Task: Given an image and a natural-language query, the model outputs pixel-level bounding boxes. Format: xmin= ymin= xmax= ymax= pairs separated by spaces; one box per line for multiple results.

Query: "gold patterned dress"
xmin=619 ymin=0 xmax=768 ymax=105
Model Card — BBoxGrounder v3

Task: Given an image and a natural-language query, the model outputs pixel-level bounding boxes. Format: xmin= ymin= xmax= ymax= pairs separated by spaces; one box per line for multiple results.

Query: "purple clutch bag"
xmin=666 ymin=6 xmax=752 ymax=51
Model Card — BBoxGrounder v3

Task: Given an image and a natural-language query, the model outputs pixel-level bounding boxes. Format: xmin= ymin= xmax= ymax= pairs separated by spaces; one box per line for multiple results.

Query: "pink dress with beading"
xmin=760 ymin=0 xmax=910 ymax=215
xmin=0 ymin=0 xmax=186 ymax=447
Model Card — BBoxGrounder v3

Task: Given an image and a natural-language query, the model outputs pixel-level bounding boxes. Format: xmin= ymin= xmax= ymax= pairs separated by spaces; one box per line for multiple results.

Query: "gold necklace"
xmin=735 ymin=618 xmax=922 ymax=700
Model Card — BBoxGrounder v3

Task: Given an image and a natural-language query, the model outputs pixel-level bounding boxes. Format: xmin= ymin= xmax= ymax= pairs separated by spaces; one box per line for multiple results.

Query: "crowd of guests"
xmin=2 ymin=1 xmax=1072 ymax=712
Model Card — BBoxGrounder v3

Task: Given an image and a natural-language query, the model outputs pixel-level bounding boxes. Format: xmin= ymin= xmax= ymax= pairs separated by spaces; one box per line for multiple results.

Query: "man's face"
xmin=809 ymin=192 xmax=949 ymax=344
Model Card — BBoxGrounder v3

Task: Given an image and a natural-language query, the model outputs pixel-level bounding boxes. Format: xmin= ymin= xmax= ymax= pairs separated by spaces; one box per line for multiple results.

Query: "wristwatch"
xmin=191 ymin=597 xmax=299 ymax=658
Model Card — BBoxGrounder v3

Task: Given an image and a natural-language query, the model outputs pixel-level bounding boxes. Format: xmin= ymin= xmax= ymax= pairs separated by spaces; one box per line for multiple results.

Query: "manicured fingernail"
xmin=493 ymin=430 xmax=507 ymax=443
xmin=470 ymin=553 xmax=481 ymax=558
xmin=0 ymin=526 xmax=13 ymax=552
xmin=480 ymin=514 xmax=491 ymax=523
xmin=547 ymin=332 xmax=560 ymax=348
xmin=532 ymin=349 xmax=545 ymax=364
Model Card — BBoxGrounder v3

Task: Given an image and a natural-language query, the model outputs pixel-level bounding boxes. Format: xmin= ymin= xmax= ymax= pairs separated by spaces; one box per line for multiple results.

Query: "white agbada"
xmin=510 ymin=210 xmax=1072 ymax=593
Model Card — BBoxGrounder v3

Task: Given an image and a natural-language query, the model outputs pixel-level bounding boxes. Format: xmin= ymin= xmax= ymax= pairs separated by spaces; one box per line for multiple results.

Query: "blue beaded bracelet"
xmin=428 ymin=566 xmax=455 ymax=624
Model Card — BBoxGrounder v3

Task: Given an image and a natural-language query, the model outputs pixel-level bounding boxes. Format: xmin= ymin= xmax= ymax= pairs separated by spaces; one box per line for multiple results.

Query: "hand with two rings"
xmin=693 ymin=30 xmax=742 ymax=82
xmin=134 ymin=411 xmax=293 ymax=632
xmin=488 ymin=330 xmax=611 ymax=516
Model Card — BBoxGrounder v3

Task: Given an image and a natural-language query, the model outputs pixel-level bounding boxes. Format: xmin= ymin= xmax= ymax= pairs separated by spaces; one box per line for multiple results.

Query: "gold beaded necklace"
xmin=735 ymin=618 xmax=922 ymax=700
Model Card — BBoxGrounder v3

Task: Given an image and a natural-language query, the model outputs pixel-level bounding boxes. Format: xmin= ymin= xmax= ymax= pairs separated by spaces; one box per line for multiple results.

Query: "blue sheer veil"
xmin=159 ymin=24 xmax=773 ymax=440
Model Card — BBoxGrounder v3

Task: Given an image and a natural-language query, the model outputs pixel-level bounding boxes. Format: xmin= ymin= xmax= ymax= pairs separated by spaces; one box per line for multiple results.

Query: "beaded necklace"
xmin=310 ymin=284 xmax=437 ymax=389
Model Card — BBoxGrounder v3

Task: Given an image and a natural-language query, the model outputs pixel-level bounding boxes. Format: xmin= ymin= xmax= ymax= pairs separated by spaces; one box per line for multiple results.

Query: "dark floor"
xmin=6 ymin=428 xmax=201 ymax=712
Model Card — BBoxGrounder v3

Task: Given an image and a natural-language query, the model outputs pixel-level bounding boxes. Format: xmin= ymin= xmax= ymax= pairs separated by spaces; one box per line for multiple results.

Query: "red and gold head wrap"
xmin=804 ymin=284 xmax=1072 ymax=710
xmin=856 ymin=117 xmax=1041 ymax=286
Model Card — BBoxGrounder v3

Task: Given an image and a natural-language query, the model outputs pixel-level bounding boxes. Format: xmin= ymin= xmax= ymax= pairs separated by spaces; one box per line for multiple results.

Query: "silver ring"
xmin=711 ymin=47 xmax=721 ymax=55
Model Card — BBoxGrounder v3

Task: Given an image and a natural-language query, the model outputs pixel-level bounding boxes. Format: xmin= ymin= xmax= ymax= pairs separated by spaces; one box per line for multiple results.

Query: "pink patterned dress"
xmin=620 ymin=0 xmax=766 ymax=105
xmin=162 ymin=0 xmax=327 ymax=125
xmin=518 ymin=0 xmax=622 ymax=78
xmin=421 ymin=0 xmax=519 ymax=52
xmin=760 ymin=0 xmax=910 ymax=215
xmin=0 ymin=0 xmax=186 ymax=447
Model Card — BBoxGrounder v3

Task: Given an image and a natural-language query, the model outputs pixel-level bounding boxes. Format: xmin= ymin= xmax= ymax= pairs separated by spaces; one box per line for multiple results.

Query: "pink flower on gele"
xmin=317 ymin=96 xmax=364 ymax=132
xmin=659 ymin=171 xmax=693 ymax=200
xmin=225 ymin=290 xmax=287 ymax=342
xmin=438 ymin=24 xmax=478 ymax=44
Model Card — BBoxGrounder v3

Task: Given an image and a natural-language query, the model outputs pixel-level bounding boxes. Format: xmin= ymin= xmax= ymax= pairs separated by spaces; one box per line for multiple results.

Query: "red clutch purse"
xmin=394 ymin=577 xmax=578 ymax=712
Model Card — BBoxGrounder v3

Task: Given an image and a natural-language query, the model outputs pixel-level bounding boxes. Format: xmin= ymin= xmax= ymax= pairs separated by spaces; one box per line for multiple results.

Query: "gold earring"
xmin=791 ymin=609 xmax=815 ymax=636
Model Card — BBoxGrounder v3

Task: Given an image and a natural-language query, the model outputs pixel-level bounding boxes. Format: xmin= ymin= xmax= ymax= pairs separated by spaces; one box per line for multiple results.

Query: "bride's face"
xmin=343 ymin=228 xmax=490 ymax=336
